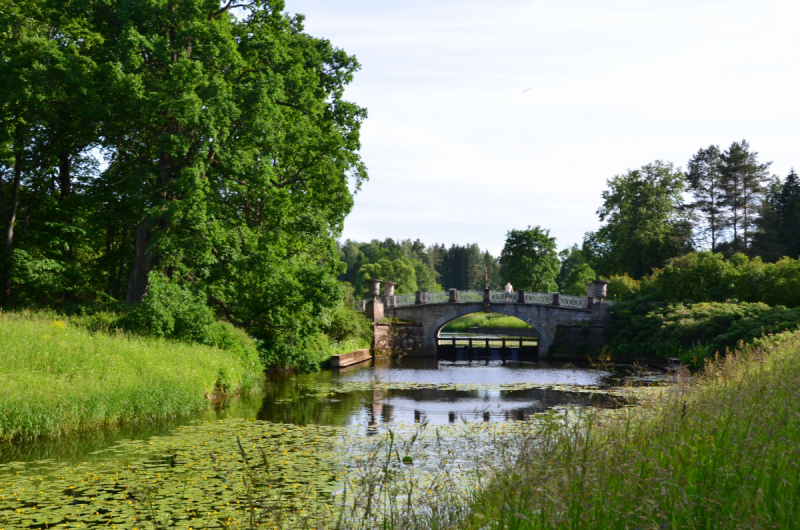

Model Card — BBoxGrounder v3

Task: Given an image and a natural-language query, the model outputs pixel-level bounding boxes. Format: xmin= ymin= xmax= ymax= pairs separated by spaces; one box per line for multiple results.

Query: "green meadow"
xmin=0 ymin=312 xmax=263 ymax=440
xmin=441 ymin=313 xmax=533 ymax=332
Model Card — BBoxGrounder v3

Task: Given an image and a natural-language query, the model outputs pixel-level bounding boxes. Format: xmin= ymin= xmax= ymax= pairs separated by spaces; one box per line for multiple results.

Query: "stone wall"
xmin=373 ymin=322 xmax=425 ymax=357
xmin=550 ymin=323 xmax=609 ymax=359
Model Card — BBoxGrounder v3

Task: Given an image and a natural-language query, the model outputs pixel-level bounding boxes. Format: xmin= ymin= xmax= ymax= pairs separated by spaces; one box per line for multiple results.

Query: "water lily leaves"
xmin=0 ymin=420 xmax=343 ymax=527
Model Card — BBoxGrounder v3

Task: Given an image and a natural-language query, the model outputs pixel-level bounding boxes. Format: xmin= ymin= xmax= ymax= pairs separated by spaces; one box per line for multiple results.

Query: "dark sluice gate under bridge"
xmin=437 ymin=337 xmax=539 ymax=362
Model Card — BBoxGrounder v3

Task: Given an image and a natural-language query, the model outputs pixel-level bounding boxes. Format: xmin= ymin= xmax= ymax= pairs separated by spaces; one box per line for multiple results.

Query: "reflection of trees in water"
xmin=256 ymin=371 xmax=368 ymax=426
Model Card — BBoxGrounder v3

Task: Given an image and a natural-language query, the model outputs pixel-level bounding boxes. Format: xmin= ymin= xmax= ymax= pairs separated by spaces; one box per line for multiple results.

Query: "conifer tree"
xmin=778 ymin=168 xmax=800 ymax=258
xmin=686 ymin=145 xmax=727 ymax=251
xmin=720 ymin=140 xmax=771 ymax=253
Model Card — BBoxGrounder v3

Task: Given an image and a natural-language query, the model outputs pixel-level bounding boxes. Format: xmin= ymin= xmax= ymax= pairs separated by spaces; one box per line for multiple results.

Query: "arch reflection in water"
xmin=255 ymin=358 xmax=632 ymax=427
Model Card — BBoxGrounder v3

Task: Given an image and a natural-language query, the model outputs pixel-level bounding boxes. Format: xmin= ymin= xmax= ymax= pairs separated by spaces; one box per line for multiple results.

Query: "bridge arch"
xmin=432 ymin=307 xmax=545 ymax=342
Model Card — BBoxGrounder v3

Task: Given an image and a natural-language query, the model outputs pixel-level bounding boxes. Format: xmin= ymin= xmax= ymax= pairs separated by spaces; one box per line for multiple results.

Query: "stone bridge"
xmin=362 ymin=281 xmax=612 ymax=358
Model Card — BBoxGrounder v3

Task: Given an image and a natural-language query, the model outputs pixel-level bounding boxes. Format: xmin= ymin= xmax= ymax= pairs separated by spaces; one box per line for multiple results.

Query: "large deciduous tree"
xmin=583 ymin=161 xmax=692 ymax=279
xmin=500 ymin=226 xmax=559 ymax=293
xmin=0 ymin=0 xmax=368 ymax=370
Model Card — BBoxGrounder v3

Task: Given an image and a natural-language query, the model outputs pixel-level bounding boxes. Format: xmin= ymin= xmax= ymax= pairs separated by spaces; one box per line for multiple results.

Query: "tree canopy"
xmin=0 ymin=0 xmax=367 ymax=370
xmin=500 ymin=226 xmax=559 ymax=293
xmin=584 ymin=161 xmax=693 ymax=279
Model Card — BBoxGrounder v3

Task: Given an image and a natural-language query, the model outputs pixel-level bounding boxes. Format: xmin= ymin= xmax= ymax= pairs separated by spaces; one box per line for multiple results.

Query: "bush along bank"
xmin=606 ymin=297 xmax=800 ymax=365
xmin=463 ymin=330 xmax=800 ymax=530
xmin=0 ymin=312 xmax=264 ymax=440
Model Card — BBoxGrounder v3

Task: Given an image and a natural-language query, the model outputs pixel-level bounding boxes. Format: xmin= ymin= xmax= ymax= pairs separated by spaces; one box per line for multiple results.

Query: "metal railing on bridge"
xmin=457 ymin=290 xmax=485 ymax=303
xmin=360 ymin=290 xmax=594 ymax=310
xmin=524 ymin=292 xmax=552 ymax=304
xmin=560 ymin=294 xmax=586 ymax=308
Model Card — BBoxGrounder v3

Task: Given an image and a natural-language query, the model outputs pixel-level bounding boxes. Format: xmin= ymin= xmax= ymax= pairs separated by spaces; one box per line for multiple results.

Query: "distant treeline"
xmin=342 ymin=139 xmax=800 ymax=302
xmin=338 ymin=239 xmax=503 ymax=297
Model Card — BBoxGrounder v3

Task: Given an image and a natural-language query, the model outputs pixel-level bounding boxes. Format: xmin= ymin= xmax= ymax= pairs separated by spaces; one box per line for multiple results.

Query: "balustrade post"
xmin=366 ymin=279 xmax=384 ymax=321
xmin=592 ymin=280 xmax=609 ymax=301
xmin=586 ymin=282 xmax=596 ymax=306
xmin=551 ymin=292 xmax=561 ymax=306
xmin=483 ymin=288 xmax=491 ymax=302
xmin=517 ymin=289 xmax=526 ymax=304
xmin=415 ymin=291 xmax=424 ymax=305
xmin=382 ymin=281 xmax=397 ymax=307
xmin=449 ymin=288 xmax=458 ymax=303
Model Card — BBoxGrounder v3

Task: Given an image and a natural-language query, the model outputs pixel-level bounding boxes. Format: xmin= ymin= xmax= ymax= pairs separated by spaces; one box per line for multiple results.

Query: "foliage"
xmin=500 ymin=226 xmax=559 ymax=292
xmin=356 ymin=257 xmax=418 ymax=297
xmin=609 ymin=251 xmax=800 ymax=307
xmin=686 ymin=144 xmax=727 ymax=250
xmin=753 ymin=168 xmax=800 ymax=261
xmin=128 ymin=271 xmax=217 ymax=344
xmin=320 ymin=283 xmax=373 ymax=346
xmin=556 ymin=245 xmax=596 ymax=296
xmin=604 ymin=274 xmax=641 ymax=301
xmin=465 ymin=331 xmax=800 ymax=529
xmin=583 ymin=161 xmax=693 ymax=278
xmin=340 ymin=238 xmax=444 ymax=296
xmin=0 ymin=0 xmax=367 ymax=371
xmin=606 ymin=297 xmax=800 ymax=363
xmin=719 ymin=140 xmax=771 ymax=253
xmin=0 ymin=311 xmax=263 ymax=439
xmin=340 ymin=238 xmax=502 ymax=294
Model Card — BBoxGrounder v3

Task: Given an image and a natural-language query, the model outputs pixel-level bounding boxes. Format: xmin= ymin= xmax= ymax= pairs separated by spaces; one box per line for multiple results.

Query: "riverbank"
xmin=0 ymin=312 xmax=264 ymax=440
xmin=460 ymin=330 xmax=800 ymax=529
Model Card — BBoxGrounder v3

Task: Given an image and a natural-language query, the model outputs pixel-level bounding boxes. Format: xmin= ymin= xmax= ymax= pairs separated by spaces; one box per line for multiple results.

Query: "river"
xmin=0 ymin=353 xmax=668 ymax=528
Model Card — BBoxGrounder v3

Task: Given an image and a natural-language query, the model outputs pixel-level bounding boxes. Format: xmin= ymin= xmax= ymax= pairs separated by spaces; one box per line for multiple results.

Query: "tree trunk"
xmin=1 ymin=145 xmax=23 ymax=307
xmin=125 ymin=218 xmax=155 ymax=305
xmin=743 ymin=185 xmax=749 ymax=252
xmin=58 ymin=150 xmax=71 ymax=200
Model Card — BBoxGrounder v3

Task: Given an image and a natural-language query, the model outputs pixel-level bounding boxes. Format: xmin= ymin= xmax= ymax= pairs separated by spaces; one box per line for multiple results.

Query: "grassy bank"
xmin=462 ymin=331 xmax=800 ymax=529
xmin=0 ymin=312 xmax=263 ymax=440
xmin=442 ymin=313 xmax=533 ymax=332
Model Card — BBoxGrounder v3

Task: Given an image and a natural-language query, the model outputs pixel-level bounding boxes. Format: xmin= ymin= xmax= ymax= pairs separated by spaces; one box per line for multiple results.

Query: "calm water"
xmin=0 ymin=358 xmax=665 ymax=465
xmin=0 ymin=358 xmax=671 ymax=529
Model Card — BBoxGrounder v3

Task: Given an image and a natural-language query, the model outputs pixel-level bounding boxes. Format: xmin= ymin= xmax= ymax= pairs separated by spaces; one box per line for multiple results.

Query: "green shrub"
xmin=608 ymin=298 xmax=800 ymax=364
xmin=605 ymin=273 xmax=641 ymax=300
xmin=636 ymin=251 xmax=800 ymax=306
xmin=128 ymin=271 xmax=218 ymax=344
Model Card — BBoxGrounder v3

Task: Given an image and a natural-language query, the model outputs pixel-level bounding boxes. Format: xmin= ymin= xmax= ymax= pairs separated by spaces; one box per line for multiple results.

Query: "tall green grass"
xmin=462 ymin=332 xmax=800 ymax=529
xmin=442 ymin=313 xmax=533 ymax=332
xmin=0 ymin=312 xmax=263 ymax=440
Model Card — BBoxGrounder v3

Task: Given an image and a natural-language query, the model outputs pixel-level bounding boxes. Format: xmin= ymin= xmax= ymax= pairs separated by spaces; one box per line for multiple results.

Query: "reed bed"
xmin=0 ymin=312 xmax=263 ymax=440
xmin=460 ymin=332 xmax=800 ymax=529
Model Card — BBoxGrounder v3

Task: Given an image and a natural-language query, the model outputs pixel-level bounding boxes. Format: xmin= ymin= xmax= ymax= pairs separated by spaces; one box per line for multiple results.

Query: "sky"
xmin=284 ymin=0 xmax=800 ymax=255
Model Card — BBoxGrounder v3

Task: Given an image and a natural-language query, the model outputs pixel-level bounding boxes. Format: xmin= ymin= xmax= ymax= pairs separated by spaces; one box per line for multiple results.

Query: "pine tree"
xmin=778 ymin=169 xmax=800 ymax=258
xmin=720 ymin=140 xmax=771 ymax=254
xmin=686 ymin=145 xmax=727 ymax=251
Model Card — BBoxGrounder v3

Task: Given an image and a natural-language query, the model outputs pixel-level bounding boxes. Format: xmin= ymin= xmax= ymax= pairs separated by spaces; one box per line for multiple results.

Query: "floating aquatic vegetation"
xmin=0 ymin=419 xmax=343 ymax=528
